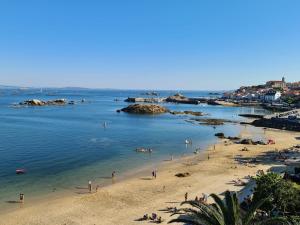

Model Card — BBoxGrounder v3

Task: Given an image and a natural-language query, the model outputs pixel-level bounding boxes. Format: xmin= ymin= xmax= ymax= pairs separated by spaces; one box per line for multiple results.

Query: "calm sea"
xmin=0 ymin=88 xmax=268 ymax=207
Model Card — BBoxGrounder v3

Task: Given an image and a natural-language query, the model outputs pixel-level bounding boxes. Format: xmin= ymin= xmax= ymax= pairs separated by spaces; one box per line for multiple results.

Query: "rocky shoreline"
xmin=252 ymin=117 xmax=300 ymax=132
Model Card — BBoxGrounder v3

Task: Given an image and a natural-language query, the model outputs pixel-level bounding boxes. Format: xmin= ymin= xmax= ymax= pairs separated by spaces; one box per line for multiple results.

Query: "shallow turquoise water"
xmin=0 ymin=89 xmax=268 ymax=205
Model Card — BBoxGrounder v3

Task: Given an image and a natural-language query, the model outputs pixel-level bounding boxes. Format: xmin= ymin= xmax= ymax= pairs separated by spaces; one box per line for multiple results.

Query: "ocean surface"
xmin=0 ymin=88 xmax=269 ymax=208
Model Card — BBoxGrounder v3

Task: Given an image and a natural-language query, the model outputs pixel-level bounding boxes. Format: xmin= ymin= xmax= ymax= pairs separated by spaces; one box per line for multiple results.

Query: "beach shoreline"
xmin=0 ymin=134 xmax=215 ymax=215
xmin=0 ymin=126 xmax=299 ymax=225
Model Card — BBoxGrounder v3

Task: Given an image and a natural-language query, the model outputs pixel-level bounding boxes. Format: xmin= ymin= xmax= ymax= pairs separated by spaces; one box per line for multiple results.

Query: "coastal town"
xmin=223 ymin=77 xmax=300 ymax=109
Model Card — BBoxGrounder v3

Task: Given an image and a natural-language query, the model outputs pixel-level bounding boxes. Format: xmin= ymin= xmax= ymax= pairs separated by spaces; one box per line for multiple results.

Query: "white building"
xmin=264 ymin=91 xmax=281 ymax=102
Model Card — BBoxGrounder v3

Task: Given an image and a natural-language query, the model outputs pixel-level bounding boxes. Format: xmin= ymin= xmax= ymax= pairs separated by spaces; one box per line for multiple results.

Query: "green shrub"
xmin=253 ymin=173 xmax=300 ymax=215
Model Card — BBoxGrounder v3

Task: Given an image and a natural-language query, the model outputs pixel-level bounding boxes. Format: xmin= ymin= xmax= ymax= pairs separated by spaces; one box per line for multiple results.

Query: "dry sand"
xmin=0 ymin=127 xmax=299 ymax=225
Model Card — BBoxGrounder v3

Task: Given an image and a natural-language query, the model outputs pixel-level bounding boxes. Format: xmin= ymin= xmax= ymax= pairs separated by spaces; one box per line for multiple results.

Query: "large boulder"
xmin=21 ymin=99 xmax=45 ymax=106
xmin=121 ymin=104 xmax=169 ymax=114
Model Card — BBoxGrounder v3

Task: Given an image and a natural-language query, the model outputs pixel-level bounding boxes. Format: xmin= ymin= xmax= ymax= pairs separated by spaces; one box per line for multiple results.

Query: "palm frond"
xmin=243 ymin=196 xmax=268 ymax=225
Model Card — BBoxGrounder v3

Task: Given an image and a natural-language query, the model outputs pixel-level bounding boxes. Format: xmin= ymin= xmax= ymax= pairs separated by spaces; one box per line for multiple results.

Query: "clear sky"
xmin=0 ymin=0 xmax=299 ymax=90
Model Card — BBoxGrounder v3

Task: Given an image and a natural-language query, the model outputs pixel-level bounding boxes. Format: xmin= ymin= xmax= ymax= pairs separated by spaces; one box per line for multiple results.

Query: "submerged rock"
xmin=120 ymin=104 xmax=169 ymax=114
xmin=191 ymin=118 xmax=235 ymax=125
xmin=170 ymin=111 xmax=204 ymax=116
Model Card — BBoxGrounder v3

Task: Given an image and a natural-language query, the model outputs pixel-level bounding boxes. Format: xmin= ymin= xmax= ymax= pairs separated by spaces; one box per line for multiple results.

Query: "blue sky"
xmin=0 ymin=0 xmax=299 ymax=90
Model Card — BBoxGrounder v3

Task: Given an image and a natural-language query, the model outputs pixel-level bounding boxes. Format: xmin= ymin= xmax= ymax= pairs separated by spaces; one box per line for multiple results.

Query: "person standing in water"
xmin=88 ymin=180 xmax=92 ymax=193
xmin=112 ymin=171 xmax=116 ymax=178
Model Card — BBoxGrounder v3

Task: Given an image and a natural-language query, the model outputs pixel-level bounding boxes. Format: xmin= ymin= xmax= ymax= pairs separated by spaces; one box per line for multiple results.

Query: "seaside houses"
xmin=264 ymin=90 xmax=281 ymax=102
xmin=223 ymin=77 xmax=300 ymax=109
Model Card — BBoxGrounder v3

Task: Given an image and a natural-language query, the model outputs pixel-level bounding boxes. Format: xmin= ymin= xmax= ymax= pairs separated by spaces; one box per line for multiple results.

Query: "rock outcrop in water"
xmin=19 ymin=99 xmax=68 ymax=106
xmin=165 ymin=93 xmax=199 ymax=105
xmin=191 ymin=118 xmax=236 ymax=125
xmin=252 ymin=118 xmax=300 ymax=132
xmin=125 ymin=97 xmax=164 ymax=103
xmin=120 ymin=104 xmax=169 ymax=114
xmin=170 ymin=111 xmax=204 ymax=116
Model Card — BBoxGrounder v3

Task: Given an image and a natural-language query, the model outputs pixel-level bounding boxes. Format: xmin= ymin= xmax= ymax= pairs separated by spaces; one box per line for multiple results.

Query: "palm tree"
xmin=169 ymin=191 xmax=300 ymax=225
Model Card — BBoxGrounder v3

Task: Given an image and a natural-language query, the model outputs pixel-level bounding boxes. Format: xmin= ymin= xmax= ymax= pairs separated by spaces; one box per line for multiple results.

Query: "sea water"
xmin=0 ymin=88 xmax=268 ymax=207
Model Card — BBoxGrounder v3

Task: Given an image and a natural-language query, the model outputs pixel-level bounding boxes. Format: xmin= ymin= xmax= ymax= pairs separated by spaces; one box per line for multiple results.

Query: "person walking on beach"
xmin=184 ymin=192 xmax=188 ymax=201
xmin=88 ymin=180 xmax=92 ymax=193
xmin=19 ymin=193 xmax=24 ymax=203
xmin=152 ymin=170 xmax=155 ymax=179
xmin=154 ymin=169 xmax=157 ymax=179
xmin=112 ymin=171 xmax=116 ymax=178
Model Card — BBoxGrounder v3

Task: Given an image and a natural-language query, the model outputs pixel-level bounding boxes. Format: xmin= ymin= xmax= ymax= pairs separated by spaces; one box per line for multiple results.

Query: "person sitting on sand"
xmin=142 ymin=214 xmax=149 ymax=220
xmin=157 ymin=216 xmax=162 ymax=223
xmin=151 ymin=213 xmax=157 ymax=220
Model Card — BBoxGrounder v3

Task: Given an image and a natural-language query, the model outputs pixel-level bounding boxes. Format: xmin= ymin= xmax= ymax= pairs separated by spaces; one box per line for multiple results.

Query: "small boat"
xmin=16 ymin=169 xmax=26 ymax=175
xmin=135 ymin=148 xmax=153 ymax=153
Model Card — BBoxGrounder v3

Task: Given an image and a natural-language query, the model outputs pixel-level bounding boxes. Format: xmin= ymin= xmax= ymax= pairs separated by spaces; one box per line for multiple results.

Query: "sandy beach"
xmin=0 ymin=127 xmax=299 ymax=225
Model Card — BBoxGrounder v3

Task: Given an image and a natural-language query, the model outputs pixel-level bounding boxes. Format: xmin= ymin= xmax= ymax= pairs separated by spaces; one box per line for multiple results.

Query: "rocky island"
xmin=165 ymin=93 xmax=200 ymax=104
xmin=120 ymin=104 xmax=169 ymax=114
xmin=19 ymin=99 xmax=68 ymax=106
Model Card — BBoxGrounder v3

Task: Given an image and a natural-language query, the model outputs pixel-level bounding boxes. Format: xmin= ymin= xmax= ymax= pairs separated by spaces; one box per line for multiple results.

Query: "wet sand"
xmin=0 ymin=127 xmax=299 ymax=225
